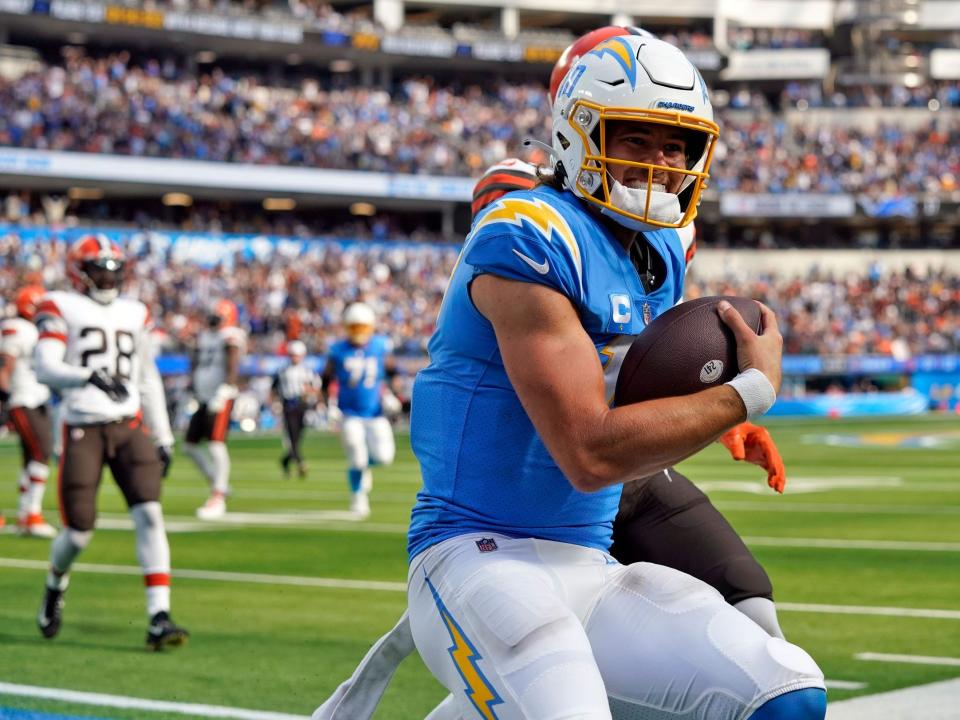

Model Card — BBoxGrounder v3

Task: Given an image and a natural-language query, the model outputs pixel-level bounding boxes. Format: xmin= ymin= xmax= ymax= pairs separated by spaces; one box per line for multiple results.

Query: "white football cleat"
xmin=196 ymin=494 xmax=227 ymax=520
xmin=18 ymin=514 xmax=57 ymax=539
xmin=350 ymin=492 xmax=370 ymax=520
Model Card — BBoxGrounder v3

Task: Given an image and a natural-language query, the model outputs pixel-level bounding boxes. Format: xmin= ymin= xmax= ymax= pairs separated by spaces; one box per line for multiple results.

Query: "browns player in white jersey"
xmin=184 ymin=299 xmax=245 ymax=520
xmin=0 ymin=285 xmax=55 ymax=537
xmin=33 ymin=234 xmax=187 ymax=651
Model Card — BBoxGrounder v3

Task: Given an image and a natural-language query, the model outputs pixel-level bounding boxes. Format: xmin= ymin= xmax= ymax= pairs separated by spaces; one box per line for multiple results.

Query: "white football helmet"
xmin=551 ymin=35 xmax=719 ymax=231
xmin=343 ymin=302 xmax=375 ymax=346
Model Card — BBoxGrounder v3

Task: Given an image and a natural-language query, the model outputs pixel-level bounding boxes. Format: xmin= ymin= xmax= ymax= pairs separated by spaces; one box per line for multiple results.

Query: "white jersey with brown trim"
xmin=35 ymin=291 xmax=149 ymax=424
xmin=192 ymin=326 xmax=246 ymax=402
xmin=0 ymin=316 xmax=51 ymax=409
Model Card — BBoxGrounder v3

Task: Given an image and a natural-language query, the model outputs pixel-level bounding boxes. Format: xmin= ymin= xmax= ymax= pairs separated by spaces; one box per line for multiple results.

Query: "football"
xmin=614 ymin=296 xmax=763 ymax=405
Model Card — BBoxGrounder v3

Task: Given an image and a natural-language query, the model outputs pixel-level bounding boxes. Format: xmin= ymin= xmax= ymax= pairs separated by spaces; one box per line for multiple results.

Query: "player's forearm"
xmin=0 ymin=354 xmax=14 ymax=394
xmin=562 ymin=386 xmax=747 ymax=492
xmin=225 ymin=347 xmax=239 ymax=386
xmin=35 ymin=339 xmax=92 ymax=388
xmin=139 ymin=362 xmax=174 ymax=447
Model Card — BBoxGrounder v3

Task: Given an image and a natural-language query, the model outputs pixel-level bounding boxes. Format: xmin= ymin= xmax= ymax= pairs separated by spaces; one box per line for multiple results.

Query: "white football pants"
xmin=340 ymin=415 xmax=395 ymax=470
xmin=408 ymin=534 xmax=824 ymax=720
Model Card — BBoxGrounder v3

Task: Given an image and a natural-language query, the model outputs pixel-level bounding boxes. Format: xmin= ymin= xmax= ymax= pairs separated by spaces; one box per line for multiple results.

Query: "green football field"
xmin=1 ymin=414 xmax=958 ymax=719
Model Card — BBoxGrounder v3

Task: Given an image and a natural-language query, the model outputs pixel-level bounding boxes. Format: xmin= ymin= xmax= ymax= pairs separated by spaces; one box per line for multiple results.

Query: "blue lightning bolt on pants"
xmin=408 ymin=534 xmax=825 ymax=720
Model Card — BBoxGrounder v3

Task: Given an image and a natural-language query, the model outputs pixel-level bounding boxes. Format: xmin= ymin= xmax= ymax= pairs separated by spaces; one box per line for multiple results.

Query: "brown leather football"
xmin=614 ymin=296 xmax=763 ymax=405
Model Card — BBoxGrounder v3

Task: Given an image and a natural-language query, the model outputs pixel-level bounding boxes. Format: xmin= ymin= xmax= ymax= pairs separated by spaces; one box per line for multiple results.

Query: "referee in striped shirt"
xmin=273 ymin=341 xmax=319 ymax=479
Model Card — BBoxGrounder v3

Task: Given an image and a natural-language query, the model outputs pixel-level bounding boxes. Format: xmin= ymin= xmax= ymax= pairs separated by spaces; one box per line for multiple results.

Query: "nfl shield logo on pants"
xmin=475 ymin=537 xmax=498 ymax=553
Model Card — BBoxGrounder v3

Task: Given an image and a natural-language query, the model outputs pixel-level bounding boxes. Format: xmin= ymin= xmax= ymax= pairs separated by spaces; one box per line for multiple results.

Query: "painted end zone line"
xmin=0 ymin=682 xmax=307 ymax=720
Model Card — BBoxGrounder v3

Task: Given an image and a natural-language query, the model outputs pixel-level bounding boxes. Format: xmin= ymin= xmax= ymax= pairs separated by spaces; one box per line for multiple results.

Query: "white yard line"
xmin=777 ymin=603 xmax=960 ymax=620
xmin=742 ymin=537 xmax=960 ymax=552
xmin=92 ymin=513 xmax=410 ymax=534
xmin=3 ymin=558 xmax=960 ymax=622
xmin=855 ymin=652 xmax=960 ymax=667
xmin=0 ymin=558 xmax=407 ymax=593
xmin=824 ymin=680 xmax=868 ymax=690
xmin=826 ymin=678 xmax=960 ymax=720
xmin=0 ymin=681 xmax=308 ymax=720
xmin=76 ymin=516 xmax=960 ymax=551
xmin=716 ymin=501 xmax=960 ymax=515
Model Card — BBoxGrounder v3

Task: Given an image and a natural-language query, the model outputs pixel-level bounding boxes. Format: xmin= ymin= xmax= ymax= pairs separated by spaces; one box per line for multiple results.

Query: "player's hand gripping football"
xmin=718 ymin=300 xmax=783 ymax=394
xmin=719 ymin=422 xmax=787 ymax=493
xmin=88 ymin=368 xmax=130 ymax=402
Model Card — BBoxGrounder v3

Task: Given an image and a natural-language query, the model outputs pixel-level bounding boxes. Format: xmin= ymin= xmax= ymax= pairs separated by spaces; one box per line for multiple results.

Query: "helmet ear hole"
xmin=555 ymin=132 xmax=571 ymax=151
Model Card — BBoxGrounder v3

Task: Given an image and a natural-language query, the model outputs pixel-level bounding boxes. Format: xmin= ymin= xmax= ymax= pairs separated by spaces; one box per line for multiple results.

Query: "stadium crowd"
xmin=686 ymin=266 xmax=960 ymax=356
xmin=1 ymin=231 xmax=957 ymax=357
xmin=3 ymin=49 xmax=960 ymax=192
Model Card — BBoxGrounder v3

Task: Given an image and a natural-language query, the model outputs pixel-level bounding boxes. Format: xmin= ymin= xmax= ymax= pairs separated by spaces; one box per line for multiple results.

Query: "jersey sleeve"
xmin=464 ymin=198 xmax=585 ymax=303
xmin=34 ymin=297 xmax=68 ymax=343
xmin=0 ymin=321 xmax=22 ymax=356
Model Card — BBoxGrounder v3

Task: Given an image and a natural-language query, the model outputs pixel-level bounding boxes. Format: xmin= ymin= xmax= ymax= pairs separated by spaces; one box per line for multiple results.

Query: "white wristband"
xmin=726 ymin=368 xmax=777 ymax=419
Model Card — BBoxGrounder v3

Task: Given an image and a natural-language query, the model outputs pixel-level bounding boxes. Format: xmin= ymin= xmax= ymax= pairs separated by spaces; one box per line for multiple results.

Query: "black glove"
xmin=88 ymin=369 xmax=130 ymax=402
xmin=157 ymin=445 xmax=173 ymax=478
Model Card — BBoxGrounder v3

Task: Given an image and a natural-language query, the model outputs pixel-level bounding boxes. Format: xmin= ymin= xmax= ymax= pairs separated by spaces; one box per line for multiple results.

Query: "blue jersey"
xmin=328 ymin=335 xmax=392 ymax=418
xmin=408 ymin=185 xmax=686 ymax=560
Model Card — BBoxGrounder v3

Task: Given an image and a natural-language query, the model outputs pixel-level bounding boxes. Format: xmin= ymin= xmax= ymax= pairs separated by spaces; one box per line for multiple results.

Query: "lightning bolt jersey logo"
xmin=472 ymin=197 xmax=583 ymax=298
xmin=588 ymin=37 xmax=638 ymax=90
xmin=426 ymin=574 xmax=503 ymax=720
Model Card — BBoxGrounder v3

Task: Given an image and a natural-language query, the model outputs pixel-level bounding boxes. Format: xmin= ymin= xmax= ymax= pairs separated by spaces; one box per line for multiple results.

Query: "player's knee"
xmin=66 ymin=527 xmax=93 ymax=550
xmin=749 ymin=689 xmax=826 ymax=720
xmin=27 ymin=460 xmax=50 ymax=480
xmin=130 ymin=501 xmax=163 ymax=529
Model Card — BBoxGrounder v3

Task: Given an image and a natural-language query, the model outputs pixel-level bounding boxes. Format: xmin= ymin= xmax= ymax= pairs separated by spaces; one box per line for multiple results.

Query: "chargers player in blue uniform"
xmin=399 ymin=36 xmax=827 ymax=720
xmin=322 ymin=302 xmax=401 ymax=519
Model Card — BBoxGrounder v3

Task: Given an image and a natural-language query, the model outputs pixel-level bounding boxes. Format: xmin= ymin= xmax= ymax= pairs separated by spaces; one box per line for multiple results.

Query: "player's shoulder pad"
xmin=465 ymin=186 xmax=585 ymax=302
xmin=115 ymin=296 xmax=150 ymax=329
xmin=222 ymin=326 xmax=245 ymax=347
xmin=34 ymin=292 xmax=68 ymax=341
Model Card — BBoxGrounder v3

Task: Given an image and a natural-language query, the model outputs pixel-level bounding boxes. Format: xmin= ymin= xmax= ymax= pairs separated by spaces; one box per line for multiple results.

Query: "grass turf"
xmin=1 ymin=414 xmax=958 ymax=718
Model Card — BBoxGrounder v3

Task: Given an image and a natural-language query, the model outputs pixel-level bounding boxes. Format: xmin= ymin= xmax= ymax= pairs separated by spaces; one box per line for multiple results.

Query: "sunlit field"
xmin=2 ymin=414 xmax=958 ymax=719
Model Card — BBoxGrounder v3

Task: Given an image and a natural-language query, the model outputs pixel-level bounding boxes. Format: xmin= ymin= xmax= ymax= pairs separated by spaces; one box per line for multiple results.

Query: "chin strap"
xmin=603 ymin=177 xmax=683 ymax=232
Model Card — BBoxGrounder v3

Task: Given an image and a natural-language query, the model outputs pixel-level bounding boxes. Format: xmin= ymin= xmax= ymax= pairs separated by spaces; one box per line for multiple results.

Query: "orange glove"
xmin=719 ymin=422 xmax=787 ymax=493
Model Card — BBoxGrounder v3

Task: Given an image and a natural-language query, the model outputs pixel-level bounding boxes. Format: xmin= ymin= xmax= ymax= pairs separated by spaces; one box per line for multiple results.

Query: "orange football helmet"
xmin=66 ymin=234 xmax=125 ymax=304
xmin=14 ymin=285 xmax=45 ymax=321
xmin=208 ymin=299 xmax=238 ymax=328
xmin=549 ymin=26 xmax=655 ymax=102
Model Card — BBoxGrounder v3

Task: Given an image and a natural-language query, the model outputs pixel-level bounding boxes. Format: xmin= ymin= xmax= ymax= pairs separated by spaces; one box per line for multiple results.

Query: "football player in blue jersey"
xmin=400 ymin=36 xmax=825 ymax=720
xmin=321 ymin=302 xmax=401 ymax=519
xmin=314 ymin=28 xmax=823 ymax=720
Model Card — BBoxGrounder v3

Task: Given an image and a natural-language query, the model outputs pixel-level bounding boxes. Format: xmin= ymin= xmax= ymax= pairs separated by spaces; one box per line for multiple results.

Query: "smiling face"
xmin=604 ymin=121 xmax=689 ymax=195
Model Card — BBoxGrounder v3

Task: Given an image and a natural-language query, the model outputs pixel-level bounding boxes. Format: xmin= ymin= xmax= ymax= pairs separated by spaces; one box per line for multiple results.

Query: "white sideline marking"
xmin=743 ymin=537 xmax=960 ymax=552
xmin=856 ymin=652 xmax=960 ymax=667
xmin=3 ymin=558 xmax=960 ymax=622
xmin=0 ymin=681 xmax=308 ymax=720
xmin=717 ymin=501 xmax=960 ymax=516
xmin=0 ymin=558 xmax=408 ymax=593
xmin=825 ymin=678 xmax=960 ymax=720
xmin=777 ymin=602 xmax=960 ymax=620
